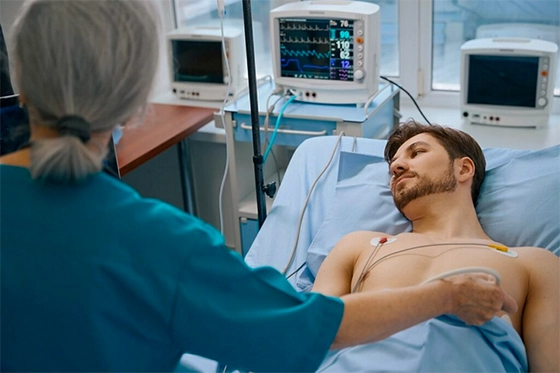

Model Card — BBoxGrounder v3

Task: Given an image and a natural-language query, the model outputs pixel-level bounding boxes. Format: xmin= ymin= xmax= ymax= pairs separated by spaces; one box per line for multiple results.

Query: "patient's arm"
xmin=311 ymin=231 xmax=364 ymax=296
xmin=520 ymin=247 xmax=559 ymax=372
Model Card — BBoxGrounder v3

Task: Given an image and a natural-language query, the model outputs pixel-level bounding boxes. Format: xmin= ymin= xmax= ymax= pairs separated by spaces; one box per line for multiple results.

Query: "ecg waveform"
xmin=280 ymin=23 xmax=328 ymax=31
xmin=281 ymin=48 xmax=330 ymax=60
xmin=280 ymin=36 xmax=329 ymax=44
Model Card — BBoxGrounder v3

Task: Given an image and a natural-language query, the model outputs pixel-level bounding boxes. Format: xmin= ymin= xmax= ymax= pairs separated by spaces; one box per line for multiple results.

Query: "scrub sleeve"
xmin=169 ymin=224 xmax=344 ymax=372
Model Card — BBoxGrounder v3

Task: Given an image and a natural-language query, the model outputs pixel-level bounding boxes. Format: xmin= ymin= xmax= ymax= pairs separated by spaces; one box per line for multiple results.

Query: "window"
xmin=431 ymin=0 xmax=560 ymax=95
xmin=172 ymin=0 xmax=399 ymax=78
xmin=170 ymin=0 xmax=559 ymax=107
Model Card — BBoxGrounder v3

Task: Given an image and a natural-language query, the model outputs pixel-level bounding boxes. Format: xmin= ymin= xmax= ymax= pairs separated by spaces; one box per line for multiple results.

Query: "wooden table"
xmin=116 ymin=103 xmax=215 ymax=212
xmin=116 ymin=103 xmax=215 ymax=176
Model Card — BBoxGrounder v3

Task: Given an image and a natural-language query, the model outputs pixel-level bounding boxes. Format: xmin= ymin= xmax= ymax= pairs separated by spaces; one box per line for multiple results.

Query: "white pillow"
xmin=477 ymin=145 xmax=559 ymax=255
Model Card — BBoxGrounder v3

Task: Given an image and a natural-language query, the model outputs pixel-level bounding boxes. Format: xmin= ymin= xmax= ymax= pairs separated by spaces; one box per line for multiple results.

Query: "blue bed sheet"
xmin=318 ymin=316 xmax=527 ymax=373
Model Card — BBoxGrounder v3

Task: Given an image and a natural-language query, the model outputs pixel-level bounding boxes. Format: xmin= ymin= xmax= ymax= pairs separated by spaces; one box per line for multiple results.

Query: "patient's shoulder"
xmin=514 ymin=246 xmax=559 ymax=261
xmin=339 ymin=230 xmax=393 ymax=243
xmin=514 ymin=246 xmax=559 ymax=281
xmin=333 ymin=231 xmax=391 ymax=254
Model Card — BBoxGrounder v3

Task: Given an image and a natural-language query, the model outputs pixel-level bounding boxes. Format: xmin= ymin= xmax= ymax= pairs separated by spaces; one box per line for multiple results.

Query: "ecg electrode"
xmin=279 ymin=18 xmax=354 ymax=81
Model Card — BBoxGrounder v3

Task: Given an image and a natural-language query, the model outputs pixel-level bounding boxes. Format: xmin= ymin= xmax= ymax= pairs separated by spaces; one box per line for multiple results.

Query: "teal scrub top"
xmin=0 ymin=165 xmax=344 ymax=372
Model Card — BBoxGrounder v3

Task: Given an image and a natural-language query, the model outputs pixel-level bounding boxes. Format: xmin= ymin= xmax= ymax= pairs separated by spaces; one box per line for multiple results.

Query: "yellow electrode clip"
xmin=488 ymin=244 xmax=509 ymax=252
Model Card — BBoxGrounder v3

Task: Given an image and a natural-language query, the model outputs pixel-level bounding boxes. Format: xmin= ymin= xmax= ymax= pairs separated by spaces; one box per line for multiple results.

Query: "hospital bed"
xmin=181 ymin=135 xmax=559 ymax=372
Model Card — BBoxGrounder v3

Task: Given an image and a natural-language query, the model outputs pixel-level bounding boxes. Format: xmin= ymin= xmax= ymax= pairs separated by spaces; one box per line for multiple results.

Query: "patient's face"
xmin=389 ymin=133 xmax=457 ymax=212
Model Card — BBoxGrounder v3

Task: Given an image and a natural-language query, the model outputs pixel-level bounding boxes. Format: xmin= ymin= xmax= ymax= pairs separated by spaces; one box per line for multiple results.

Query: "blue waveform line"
xmin=281 ymin=58 xmax=330 ymax=73
xmin=281 ymin=48 xmax=329 ymax=60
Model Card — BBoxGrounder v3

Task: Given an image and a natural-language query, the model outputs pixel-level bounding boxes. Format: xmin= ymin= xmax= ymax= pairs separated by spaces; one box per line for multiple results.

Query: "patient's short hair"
xmin=384 ymin=119 xmax=486 ymax=204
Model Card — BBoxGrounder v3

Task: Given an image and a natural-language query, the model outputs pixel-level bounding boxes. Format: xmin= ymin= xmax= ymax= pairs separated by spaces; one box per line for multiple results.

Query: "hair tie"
xmin=58 ymin=115 xmax=91 ymax=143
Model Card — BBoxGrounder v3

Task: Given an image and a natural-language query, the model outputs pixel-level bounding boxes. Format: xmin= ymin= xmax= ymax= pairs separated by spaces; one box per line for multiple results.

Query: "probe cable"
xmin=421 ymin=266 xmax=502 ymax=285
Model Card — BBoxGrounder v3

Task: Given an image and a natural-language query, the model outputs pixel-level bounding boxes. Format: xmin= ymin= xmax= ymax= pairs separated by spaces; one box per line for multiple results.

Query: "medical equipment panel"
xmin=225 ymin=82 xmax=399 ymax=147
xmin=460 ymin=38 xmax=558 ymax=128
xmin=270 ymin=1 xmax=381 ymax=104
xmin=219 ymin=81 xmax=400 ymax=254
xmin=167 ymin=26 xmax=246 ymax=101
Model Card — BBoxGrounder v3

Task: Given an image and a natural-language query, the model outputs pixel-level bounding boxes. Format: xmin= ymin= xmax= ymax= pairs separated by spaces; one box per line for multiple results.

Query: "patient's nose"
xmin=390 ymin=159 xmax=408 ymax=177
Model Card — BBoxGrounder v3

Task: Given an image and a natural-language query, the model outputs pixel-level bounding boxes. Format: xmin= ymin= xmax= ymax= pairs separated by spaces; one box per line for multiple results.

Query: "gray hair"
xmin=12 ymin=0 xmax=160 ymax=181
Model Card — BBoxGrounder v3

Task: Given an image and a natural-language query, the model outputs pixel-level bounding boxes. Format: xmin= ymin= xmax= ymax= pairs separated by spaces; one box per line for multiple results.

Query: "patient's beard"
xmin=392 ymin=165 xmax=457 ymax=213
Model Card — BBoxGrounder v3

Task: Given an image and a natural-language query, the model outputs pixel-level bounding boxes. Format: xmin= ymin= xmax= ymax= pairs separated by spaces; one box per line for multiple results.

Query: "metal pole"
xmin=241 ymin=0 xmax=267 ymax=227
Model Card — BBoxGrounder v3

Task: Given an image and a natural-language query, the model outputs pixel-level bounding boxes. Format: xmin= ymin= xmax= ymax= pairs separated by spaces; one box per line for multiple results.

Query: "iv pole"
xmin=241 ymin=0 xmax=268 ymax=227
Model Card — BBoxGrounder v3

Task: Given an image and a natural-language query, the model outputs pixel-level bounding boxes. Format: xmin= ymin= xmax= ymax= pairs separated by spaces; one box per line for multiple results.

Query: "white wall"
xmin=1 ymin=0 xmax=174 ymax=97
xmin=0 ymin=0 xmax=23 ymax=42
xmin=1 ymin=0 xmax=24 ymax=92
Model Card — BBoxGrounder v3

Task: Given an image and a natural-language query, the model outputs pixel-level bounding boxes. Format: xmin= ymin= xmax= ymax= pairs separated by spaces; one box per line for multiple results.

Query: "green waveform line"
xmin=281 ymin=49 xmax=329 ymax=59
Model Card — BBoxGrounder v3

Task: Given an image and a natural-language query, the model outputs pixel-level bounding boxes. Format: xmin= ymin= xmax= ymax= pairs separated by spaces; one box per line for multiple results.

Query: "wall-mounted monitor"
xmin=460 ymin=38 xmax=557 ymax=128
xmin=270 ymin=1 xmax=381 ymax=105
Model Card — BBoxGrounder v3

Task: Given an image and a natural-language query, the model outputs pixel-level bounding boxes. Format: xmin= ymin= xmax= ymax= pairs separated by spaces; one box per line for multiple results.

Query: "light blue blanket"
xmin=317 ymin=315 xmax=527 ymax=372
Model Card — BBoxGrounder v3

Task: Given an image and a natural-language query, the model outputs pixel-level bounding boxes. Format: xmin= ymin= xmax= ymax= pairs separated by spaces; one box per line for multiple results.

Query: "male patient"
xmin=313 ymin=120 xmax=559 ymax=372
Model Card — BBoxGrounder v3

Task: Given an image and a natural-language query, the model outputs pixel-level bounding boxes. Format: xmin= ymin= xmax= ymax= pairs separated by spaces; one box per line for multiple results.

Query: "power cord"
xmin=217 ymin=0 xmax=232 ymax=235
xmin=379 ymin=76 xmax=432 ymax=125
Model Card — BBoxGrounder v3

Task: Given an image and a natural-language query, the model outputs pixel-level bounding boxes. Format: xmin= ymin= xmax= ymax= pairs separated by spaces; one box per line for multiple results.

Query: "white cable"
xmin=263 ymin=91 xmax=288 ymax=154
xmin=217 ymin=2 xmax=232 ymax=236
xmin=282 ymin=132 xmax=345 ymax=275
xmin=421 ymin=267 xmax=502 ymax=286
xmin=362 ymin=92 xmax=377 ymax=116
xmin=230 ymin=75 xmax=273 ymax=104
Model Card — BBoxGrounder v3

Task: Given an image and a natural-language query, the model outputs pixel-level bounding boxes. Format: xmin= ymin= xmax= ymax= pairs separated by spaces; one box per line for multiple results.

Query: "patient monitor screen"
xmin=467 ymin=55 xmax=539 ymax=108
xmin=172 ymin=40 xmax=223 ymax=84
xmin=279 ymin=18 xmax=354 ymax=81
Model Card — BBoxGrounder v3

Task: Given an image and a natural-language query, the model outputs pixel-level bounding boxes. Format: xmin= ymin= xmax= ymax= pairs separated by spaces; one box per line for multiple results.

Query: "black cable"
xmin=380 ymin=76 xmax=432 ymax=125
xmin=286 ymin=261 xmax=306 ymax=280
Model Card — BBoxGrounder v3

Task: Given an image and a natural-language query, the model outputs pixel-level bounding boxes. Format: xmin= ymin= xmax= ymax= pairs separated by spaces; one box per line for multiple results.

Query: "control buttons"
xmin=538 ymin=97 xmax=547 ymax=107
xmin=354 ymin=70 xmax=365 ymax=80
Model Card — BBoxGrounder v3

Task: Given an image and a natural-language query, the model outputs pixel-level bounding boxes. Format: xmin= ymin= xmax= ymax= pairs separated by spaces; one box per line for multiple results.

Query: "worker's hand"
xmin=444 ymin=273 xmax=518 ymax=325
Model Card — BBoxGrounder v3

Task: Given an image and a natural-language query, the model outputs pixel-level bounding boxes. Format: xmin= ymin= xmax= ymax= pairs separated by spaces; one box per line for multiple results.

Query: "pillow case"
xmin=298 ymin=145 xmax=560 ymax=290
xmin=477 ymin=145 xmax=559 ymax=255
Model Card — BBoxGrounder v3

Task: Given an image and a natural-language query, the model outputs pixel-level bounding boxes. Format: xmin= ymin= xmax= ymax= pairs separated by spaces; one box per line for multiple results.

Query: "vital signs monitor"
xmin=460 ymin=38 xmax=557 ymax=128
xmin=270 ymin=1 xmax=381 ymax=105
xmin=167 ymin=26 xmax=246 ymax=101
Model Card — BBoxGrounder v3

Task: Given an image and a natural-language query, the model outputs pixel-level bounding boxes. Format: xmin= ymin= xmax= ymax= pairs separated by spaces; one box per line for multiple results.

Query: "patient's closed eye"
xmin=411 ymin=149 xmax=426 ymax=158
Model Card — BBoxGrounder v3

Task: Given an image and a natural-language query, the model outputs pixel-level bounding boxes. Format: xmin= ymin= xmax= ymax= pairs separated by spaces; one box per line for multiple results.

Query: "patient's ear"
xmin=456 ymin=157 xmax=475 ymax=182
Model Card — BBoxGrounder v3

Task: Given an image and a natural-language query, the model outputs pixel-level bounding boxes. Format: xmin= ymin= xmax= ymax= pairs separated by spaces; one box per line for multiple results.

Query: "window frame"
xmin=163 ymin=0 xmax=559 ymax=114
xmin=409 ymin=0 xmax=559 ymax=113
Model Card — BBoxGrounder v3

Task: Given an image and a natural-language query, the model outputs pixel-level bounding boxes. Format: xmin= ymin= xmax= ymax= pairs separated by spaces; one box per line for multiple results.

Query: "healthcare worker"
xmin=0 ymin=1 xmax=516 ymax=372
